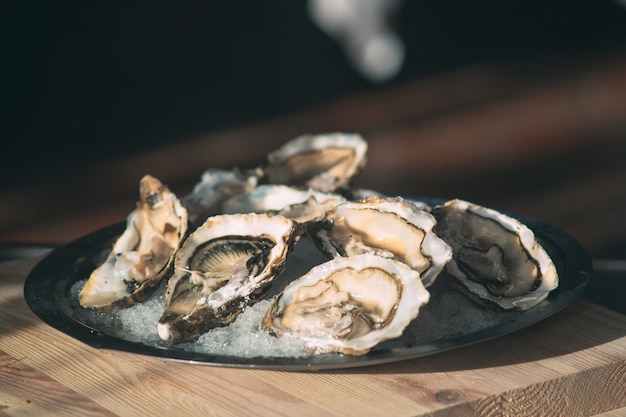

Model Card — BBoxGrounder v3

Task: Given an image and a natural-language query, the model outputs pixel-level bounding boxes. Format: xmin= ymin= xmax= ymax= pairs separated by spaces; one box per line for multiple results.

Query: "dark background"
xmin=5 ymin=1 xmax=626 ymax=190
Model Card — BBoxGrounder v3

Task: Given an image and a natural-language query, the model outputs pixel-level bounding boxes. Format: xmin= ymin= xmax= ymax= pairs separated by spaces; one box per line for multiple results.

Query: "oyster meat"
xmin=79 ymin=175 xmax=188 ymax=310
xmin=157 ymin=213 xmax=301 ymax=344
xmin=261 ymin=253 xmax=430 ymax=355
xmin=309 ymin=196 xmax=452 ymax=287
xmin=431 ymin=199 xmax=559 ymax=310
xmin=264 ymin=132 xmax=368 ymax=192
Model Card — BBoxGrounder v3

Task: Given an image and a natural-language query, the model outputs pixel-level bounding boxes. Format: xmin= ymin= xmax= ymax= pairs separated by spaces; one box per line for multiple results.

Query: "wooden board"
xmin=1 ymin=256 xmax=625 ymax=417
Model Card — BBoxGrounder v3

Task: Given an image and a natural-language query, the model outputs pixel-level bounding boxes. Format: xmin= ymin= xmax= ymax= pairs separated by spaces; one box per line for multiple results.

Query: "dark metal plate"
xmin=23 ymin=201 xmax=592 ymax=370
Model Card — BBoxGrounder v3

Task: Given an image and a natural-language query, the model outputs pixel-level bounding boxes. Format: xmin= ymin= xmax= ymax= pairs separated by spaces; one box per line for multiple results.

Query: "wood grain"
xmin=2 ymin=257 xmax=625 ymax=416
xmin=592 ymin=407 xmax=626 ymax=417
xmin=0 ymin=349 xmax=117 ymax=417
xmin=434 ymin=361 xmax=626 ymax=417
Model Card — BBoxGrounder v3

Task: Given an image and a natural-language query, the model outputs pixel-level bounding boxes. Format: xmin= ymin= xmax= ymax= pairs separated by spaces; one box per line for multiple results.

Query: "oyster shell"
xmin=157 ymin=213 xmax=301 ymax=344
xmin=431 ymin=199 xmax=559 ymax=311
xmin=79 ymin=175 xmax=188 ymax=310
xmin=221 ymin=184 xmax=347 ymax=224
xmin=309 ymin=196 xmax=452 ymax=287
xmin=181 ymin=167 xmax=260 ymax=227
xmin=261 ymin=253 xmax=430 ymax=355
xmin=264 ymin=133 xmax=368 ymax=192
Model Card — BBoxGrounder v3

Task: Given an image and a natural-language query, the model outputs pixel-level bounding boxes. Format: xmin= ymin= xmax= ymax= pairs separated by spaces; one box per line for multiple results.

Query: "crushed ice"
xmin=68 ymin=236 xmax=508 ymax=358
xmin=70 ymin=280 xmax=308 ymax=358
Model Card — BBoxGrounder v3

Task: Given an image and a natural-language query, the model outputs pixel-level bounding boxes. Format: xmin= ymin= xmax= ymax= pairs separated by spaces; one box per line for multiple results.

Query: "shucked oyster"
xmin=181 ymin=167 xmax=260 ymax=227
xmin=432 ymin=199 xmax=559 ymax=311
xmin=221 ymin=184 xmax=347 ymax=224
xmin=79 ymin=175 xmax=188 ymax=310
xmin=264 ymin=133 xmax=368 ymax=192
xmin=157 ymin=213 xmax=301 ymax=344
xmin=261 ymin=253 xmax=430 ymax=355
xmin=309 ymin=196 xmax=452 ymax=287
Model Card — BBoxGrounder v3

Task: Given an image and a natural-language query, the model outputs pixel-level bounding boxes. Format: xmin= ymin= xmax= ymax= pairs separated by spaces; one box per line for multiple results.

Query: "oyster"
xmin=181 ymin=167 xmax=260 ymax=227
xmin=261 ymin=253 xmax=430 ymax=355
xmin=79 ymin=175 xmax=188 ymax=310
xmin=264 ymin=133 xmax=368 ymax=192
xmin=309 ymin=196 xmax=452 ymax=287
xmin=157 ymin=213 xmax=301 ymax=344
xmin=221 ymin=184 xmax=347 ymax=224
xmin=431 ymin=199 xmax=559 ymax=311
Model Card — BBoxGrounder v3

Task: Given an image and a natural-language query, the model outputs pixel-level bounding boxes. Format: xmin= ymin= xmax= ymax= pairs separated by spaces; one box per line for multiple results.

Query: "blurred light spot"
xmin=308 ymin=0 xmax=405 ymax=83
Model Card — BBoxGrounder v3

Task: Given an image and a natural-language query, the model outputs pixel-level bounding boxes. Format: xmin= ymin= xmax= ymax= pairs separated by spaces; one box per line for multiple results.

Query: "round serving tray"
xmin=24 ymin=201 xmax=592 ymax=370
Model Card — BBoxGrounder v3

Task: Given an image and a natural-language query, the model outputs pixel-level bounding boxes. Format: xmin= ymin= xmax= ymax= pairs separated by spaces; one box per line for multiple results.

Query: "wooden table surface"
xmin=0 ymin=255 xmax=625 ymax=417
xmin=2 ymin=49 xmax=626 ymax=416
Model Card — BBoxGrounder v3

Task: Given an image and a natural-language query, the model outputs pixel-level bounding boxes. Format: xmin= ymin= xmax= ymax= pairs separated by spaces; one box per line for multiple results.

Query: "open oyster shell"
xmin=221 ymin=184 xmax=347 ymax=224
xmin=431 ymin=199 xmax=559 ymax=311
xmin=157 ymin=213 xmax=301 ymax=344
xmin=261 ymin=253 xmax=430 ymax=356
xmin=308 ymin=196 xmax=453 ymax=287
xmin=263 ymin=132 xmax=368 ymax=192
xmin=181 ymin=167 xmax=260 ymax=227
xmin=79 ymin=175 xmax=188 ymax=310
